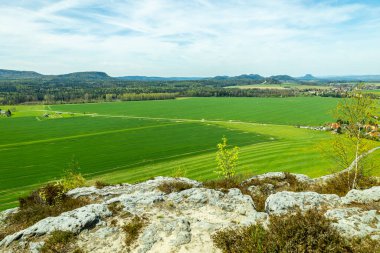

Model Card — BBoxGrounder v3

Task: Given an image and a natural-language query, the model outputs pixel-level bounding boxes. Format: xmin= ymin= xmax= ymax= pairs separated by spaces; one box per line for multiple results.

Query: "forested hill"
xmin=1 ymin=68 xmax=380 ymax=82
xmin=0 ymin=69 xmax=43 ymax=79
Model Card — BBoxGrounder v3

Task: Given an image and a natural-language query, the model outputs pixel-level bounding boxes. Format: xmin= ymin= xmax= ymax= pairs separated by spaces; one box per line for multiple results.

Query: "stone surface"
xmin=342 ymin=186 xmax=380 ymax=205
xmin=0 ymin=204 xmax=111 ymax=247
xmin=1 ymin=175 xmax=379 ymax=253
xmin=265 ymin=191 xmax=341 ymax=214
xmin=325 ymin=207 xmax=380 ymax=240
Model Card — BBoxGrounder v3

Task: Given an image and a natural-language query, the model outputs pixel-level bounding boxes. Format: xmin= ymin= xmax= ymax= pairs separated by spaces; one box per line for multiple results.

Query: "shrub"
xmin=40 ymin=230 xmax=79 ymax=253
xmin=213 ymin=223 xmax=269 ymax=253
xmin=123 ymin=216 xmax=146 ymax=247
xmin=215 ymin=137 xmax=239 ymax=179
xmin=212 ymin=209 xmax=380 ymax=253
xmin=60 ymin=170 xmax=86 ymax=192
xmin=157 ymin=181 xmax=193 ymax=194
xmin=95 ymin=181 xmax=110 ymax=189
xmin=171 ymin=167 xmax=187 ymax=178
xmin=313 ymin=171 xmax=379 ymax=197
xmin=0 ymin=185 xmax=89 ymax=241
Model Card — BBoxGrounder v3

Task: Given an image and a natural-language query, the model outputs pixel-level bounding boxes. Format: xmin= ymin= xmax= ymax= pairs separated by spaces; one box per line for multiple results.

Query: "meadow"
xmin=0 ymin=97 xmax=378 ymax=210
xmin=225 ymin=83 xmax=332 ymax=90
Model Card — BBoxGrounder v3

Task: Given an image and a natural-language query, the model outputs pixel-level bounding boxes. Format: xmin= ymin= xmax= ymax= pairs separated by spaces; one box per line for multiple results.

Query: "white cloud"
xmin=0 ymin=0 xmax=379 ymax=76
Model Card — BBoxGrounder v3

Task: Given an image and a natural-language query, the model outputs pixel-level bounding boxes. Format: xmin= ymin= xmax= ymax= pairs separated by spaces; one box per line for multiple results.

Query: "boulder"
xmin=0 ymin=204 xmax=111 ymax=247
xmin=342 ymin=186 xmax=380 ymax=205
xmin=265 ymin=191 xmax=341 ymax=214
xmin=325 ymin=207 xmax=380 ymax=240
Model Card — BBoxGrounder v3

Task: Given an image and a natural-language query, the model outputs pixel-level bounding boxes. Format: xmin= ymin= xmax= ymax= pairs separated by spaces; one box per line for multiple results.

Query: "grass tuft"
xmin=157 ymin=181 xmax=193 ymax=194
xmin=94 ymin=181 xmax=111 ymax=189
xmin=40 ymin=230 xmax=82 ymax=253
xmin=123 ymin=216 xmax=146 ymax=248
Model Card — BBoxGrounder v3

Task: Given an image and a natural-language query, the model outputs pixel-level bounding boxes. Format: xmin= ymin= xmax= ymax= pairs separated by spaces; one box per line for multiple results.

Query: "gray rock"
xmin=167 ymin=188 xmax=256 ymax=215
xmin=29 ymin=242 xmax=44 ymax=253
xmin=244 ymin=172 xmax=314 ymax=184
xmin=67 ymin=184 xmax=132 ymax=199
xmin=107 ymin=191 xmax=165 ymax=214
xmin=265 ymin=191 xmax=341 ymax=214
xmin=0 ymin=208 xmax=18 ymax=224
xmin=0 ymin=204 xmax=111 ymax=247
xmin=325 ymin=208 xmax=380 ymax=239
xmin=342 ymin=186 xmax=380 ymax=204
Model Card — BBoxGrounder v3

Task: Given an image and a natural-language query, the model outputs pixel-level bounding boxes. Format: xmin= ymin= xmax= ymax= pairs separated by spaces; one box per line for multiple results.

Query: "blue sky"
xmin=0 ymin=0 xmax=379 ymax=77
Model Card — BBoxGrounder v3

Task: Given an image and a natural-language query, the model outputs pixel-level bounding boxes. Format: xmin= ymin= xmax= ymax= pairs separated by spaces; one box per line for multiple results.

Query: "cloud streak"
xmin=0 ymin=0 xmax=379 ymax=76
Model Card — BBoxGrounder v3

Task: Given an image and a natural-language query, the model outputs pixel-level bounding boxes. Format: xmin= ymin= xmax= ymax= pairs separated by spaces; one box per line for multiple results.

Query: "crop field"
xmin=0 ymin=97 xmax=379 ymax=210
xmin=225 ymin=84 xmax=332 ymax=90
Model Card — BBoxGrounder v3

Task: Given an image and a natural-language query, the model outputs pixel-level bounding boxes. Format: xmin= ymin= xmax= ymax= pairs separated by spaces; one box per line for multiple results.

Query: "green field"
xmin=226 ymin=83 xmax=332 ymax=90
xmin=0 ymin=97 xmax=379 ymax=210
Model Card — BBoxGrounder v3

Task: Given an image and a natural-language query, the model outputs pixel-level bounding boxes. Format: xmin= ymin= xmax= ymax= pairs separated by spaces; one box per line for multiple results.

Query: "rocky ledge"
xmin=0 ymin=174 xmax=379 ymax=253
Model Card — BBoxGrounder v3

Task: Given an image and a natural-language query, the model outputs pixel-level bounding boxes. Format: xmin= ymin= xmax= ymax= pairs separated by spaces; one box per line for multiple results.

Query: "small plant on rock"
xmin=157 ymin=181 xmax=193 ymax=194
xmin=123 ymin=216 xmax=146 ymax=248
xmin=40 ymin=230 xmax=78 ymax=253
xmin=215 ymin=137 xmax=239 ymax=180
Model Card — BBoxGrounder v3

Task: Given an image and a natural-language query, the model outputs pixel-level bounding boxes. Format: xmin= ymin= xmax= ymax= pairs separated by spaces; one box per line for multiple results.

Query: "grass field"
xmin=225 ymin=83 xmax=332 ymax=90
xmin=0 ymin=97 xmax=379 ymax=210
xmin=51 ymin=97 xmax=339 ymax=126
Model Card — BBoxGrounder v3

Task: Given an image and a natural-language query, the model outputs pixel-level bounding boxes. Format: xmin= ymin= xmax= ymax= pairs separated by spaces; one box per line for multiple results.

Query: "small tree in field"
xmin=215 ymin=137 xmax=239 ymax=179
xmin=335 ymin=85 xmax=377 ymax=189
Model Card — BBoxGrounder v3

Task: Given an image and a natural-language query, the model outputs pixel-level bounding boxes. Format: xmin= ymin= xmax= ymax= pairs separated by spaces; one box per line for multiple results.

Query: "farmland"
xmin=0 ymin=97 xmax=379 ymax=210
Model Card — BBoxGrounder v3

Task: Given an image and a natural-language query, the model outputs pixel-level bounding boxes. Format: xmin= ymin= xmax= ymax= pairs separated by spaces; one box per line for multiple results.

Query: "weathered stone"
xmin=342 ymin=186 xmax=380 ymax=205
xmin=265 ymin=191 xmax=341 ymax=214
xmin=325 ymin=207 xmax=380 ymax=240
xmin=0 ymin=204 xmax=111 ymax=247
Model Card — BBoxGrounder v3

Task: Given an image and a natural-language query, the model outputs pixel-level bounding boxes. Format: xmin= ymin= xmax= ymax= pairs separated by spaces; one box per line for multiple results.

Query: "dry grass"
xmin=123 ymin=216 xmax=147 ymax=248
xmin=107 ymin=202 xmax=124 ymax=215
xmin=157 ymin=181 xmax=193 ymax=194
xmin=40 ymin=230 xmax=83 ymax=253
xmin=0 ymin=184 xmax=90 ymax=241
xmin=313 ymin=172 xmax=379 ymax=197
xmin=213 ymin=209 xmax=380 ymax=253
xmin=94 ymin=181 xmax=111 ymax=189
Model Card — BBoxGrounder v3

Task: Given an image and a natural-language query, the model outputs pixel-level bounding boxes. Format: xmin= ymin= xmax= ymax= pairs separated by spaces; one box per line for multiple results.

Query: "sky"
xmin=0 ymin=0 xmax=380 ymax=77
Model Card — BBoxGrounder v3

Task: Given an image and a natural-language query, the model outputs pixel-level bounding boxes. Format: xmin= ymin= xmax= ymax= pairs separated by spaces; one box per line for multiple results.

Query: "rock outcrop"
xmin=0 ymin=174 xmax=379 ymax=253
xmin=265 ymin=191 xmax=341 ymax=214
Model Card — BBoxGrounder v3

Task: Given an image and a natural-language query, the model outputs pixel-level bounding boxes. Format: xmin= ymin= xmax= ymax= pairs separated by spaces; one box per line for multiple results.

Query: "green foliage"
xmin=213 ymin=210 xmax=380 ymax=253
xmin=59 ymin=159 xmax=86 ymax=192
xmin=171 ymin=166 xmax=187 ymax=178
xmin=334 ymin=87 xmax=379 ymax=189
xmin=215 ymin=137 xmax=239 ymax=179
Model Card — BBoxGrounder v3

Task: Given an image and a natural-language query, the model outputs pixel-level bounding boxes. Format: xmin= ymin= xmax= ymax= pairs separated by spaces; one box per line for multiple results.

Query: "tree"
xmin=335 ymin=85 xmax=377 ymax=188
xmin=215 ymin=137 xmax=239 ymax=179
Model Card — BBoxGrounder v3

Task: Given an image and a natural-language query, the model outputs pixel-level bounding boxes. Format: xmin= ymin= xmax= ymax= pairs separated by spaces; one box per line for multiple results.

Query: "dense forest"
xmin=0 ymin=70 xmax=377 ymax=105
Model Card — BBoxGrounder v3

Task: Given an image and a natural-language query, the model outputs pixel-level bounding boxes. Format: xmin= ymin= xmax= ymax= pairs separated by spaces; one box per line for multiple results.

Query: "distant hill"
xmin=271 ymin=75 xmax=299 ymax=83
xmin=0 ymin=69 xmax=43 ymax=79
xmin=297 ymin=74 xmax=319 ymax=81
xmin=116 ymin=76 xmax=205 ymax=81
xmin=0 ymin=68 xmax=380 ymax=83
xmin=55 ymin=72 xmax=112 ymax=80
